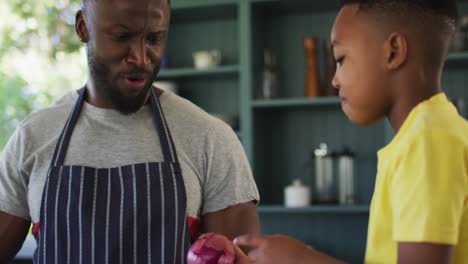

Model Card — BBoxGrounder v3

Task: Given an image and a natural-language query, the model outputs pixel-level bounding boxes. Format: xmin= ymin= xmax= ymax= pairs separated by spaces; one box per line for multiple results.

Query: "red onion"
xmin=187 ymin=233 xmax=236 ymax=264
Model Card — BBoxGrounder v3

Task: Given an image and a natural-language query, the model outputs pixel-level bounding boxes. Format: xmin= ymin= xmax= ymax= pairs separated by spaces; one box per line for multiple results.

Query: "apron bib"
xmin=34 ymin=88 xmax=190 ymax=264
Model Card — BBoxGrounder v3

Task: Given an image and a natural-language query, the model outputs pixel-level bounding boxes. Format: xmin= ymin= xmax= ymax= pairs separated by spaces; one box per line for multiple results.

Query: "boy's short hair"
xmin=340 ymin=0 xmax=458 ymax=63
xmin=340 ymin=0 xmax=458 ymax=35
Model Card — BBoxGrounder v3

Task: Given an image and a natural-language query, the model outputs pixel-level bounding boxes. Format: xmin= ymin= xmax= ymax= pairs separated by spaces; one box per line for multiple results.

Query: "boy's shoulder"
xmin=405 ymin=99 xmax=467 ymax=147
xmin=383 ymin=95 xmax=468 ymax=161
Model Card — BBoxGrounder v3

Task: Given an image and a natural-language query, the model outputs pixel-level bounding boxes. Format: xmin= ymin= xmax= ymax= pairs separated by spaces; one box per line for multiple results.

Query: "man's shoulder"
xmin=18 ymin=91 xmax=76 ymax=134
xmin=161 ymin=92 xmax=234 ymax=134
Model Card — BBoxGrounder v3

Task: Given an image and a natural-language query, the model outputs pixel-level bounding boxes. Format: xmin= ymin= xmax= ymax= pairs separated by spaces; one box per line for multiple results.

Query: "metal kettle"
xmin=313 ymin=144 xmax=356 ymax=205
xmin=337 ymin=147 xmax=355 ymax=205
xmin=313 ymin=143 xmax=337 ymax=204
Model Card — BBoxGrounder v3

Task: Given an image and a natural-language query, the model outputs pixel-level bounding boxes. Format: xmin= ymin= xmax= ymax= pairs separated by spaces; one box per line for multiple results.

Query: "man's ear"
xmin=384 ymin=32 xmax=408 ymax=70
xmin=75 ymin=10 xmax=89 ymax=43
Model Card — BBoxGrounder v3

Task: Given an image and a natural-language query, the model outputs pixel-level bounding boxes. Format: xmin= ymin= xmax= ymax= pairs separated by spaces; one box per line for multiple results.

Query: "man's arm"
xmin=201 ymin=201 xmax=260 ymax=240
xmin=398 ymin=242 xmax=453 ymax=264
xmin=0 ymin=210 xmax=30 ymax=263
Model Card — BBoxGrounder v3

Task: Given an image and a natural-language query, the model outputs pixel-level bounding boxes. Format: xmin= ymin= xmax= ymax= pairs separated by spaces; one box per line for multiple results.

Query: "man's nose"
xmin=127 ymin=39 xmax=151 ymax=67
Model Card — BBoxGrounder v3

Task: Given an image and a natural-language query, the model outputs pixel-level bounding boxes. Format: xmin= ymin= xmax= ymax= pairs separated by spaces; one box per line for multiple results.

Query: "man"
xmin=0 ymin=0 xmax=260 ymax=263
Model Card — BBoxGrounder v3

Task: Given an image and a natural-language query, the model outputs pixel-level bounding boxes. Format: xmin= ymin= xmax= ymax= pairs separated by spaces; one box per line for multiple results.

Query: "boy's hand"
xmin=233 ymin=234 xmax=314 ymax=264
xmin=234 ymin=243 xmax=255 ymax=264
xmin=234 ymin=234 xmax=347 ymax=264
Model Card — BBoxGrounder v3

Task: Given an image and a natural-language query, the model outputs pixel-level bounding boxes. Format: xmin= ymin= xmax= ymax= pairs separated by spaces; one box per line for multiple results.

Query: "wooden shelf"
xmin=158 ymin=65 xmax=239 ymax=79
xmin=173 ymin=0 xmax=338 ymax=10
xmin=172 ymin=0 xmax=239 ymax=9
xmin=252 ymin=97 xmax=341 ymax=108
xmin=446 ymin=52 xmax=468 ymax=66
xmin=258 ymin=205 xmax=370 ymax=214
xmin=251 ymin=0 xmax=340 ymax=14
xmin=171 ymin=0 xmax=238 ymax=22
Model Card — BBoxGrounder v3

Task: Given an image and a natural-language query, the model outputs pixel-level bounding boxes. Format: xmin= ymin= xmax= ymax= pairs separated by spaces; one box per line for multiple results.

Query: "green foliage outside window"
xmin=0 ymin=0 xmax=85 ymax=150
xmin=0 ymin=73 xmax=52 ymax=148
xmin=3 ymin=0 xmax=82 ymax=59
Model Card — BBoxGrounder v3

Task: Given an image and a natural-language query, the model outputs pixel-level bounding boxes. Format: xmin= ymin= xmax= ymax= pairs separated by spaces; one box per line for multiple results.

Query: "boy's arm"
xmin=234 ymin=234 xmax=346 ymax=264
xmin=398 ymin=242 xmax=453 ymax=264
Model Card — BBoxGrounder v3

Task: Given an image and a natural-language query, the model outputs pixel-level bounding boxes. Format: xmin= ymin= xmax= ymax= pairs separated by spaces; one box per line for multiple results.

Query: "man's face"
xmin=331 ymin=4 xmax=391 ymax=126
xmin=80 ymin=0 xmax=170 ymax=114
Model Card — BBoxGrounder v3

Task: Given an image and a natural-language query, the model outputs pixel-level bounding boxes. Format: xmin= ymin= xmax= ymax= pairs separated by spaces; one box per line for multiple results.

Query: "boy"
xmin=234 ymin=0 xmax=468 ymax=263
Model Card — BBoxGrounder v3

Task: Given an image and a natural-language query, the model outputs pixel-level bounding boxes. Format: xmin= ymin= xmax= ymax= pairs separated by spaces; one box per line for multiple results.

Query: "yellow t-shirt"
xmin=365 ymin=93 xmax=468 ymax=263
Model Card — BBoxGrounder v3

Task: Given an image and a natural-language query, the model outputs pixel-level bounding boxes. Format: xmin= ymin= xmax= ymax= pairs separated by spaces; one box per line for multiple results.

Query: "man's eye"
xmin=147 ymin=34 xmax=164 ymax=45
xmin=113 ymin=33 xmax=131 ymax=41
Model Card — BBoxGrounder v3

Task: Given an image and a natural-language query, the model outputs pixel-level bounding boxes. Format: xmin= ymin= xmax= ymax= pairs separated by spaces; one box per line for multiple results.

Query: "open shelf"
xmin=171 ymin=0 xmax=238 ymax=22
xmin=448 ymin=52 xmax=468 ymax=60
xmin=252 ymin=97 xmax=341 ymax=108
xmin=172 ymin=0 xmax=239 ymax=9
xmin=446 ymin=51 xmax=468 ymax=66
xmin=250 ymin=0 xmax=340 ymax=14
xmin=258 ymin=205 xmax=370 ymax=214
xmin=158 ymin=65 xmax=239 ymax=79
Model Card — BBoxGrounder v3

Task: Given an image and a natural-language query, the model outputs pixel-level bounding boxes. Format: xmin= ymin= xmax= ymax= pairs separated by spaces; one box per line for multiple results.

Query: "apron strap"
xmin=50 ymin=87 xmax=178 ymax=167
xmin=149 ymin=88 xmax=179 ymax=163
xmin=50 ymin=87 xmax=86 ymax=167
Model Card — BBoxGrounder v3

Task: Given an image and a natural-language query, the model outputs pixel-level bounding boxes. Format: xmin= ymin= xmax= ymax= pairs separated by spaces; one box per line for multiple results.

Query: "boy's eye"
xmin=336 ymin=56 xmax=345 ymax=66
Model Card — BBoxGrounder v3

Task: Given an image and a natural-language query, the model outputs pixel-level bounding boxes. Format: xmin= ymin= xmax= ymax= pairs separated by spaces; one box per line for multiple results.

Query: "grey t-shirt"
xmin=0 ymin=90 xmax=259 ymax=223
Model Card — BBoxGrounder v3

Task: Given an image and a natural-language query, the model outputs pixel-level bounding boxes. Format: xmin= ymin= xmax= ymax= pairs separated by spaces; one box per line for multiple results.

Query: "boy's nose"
xmin=332 ymin=74 xmax=340 ymax=90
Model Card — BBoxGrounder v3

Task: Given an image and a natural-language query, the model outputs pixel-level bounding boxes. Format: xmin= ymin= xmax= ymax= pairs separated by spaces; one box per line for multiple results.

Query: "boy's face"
xmin=331 ymin=4 xmax=391 ymax=126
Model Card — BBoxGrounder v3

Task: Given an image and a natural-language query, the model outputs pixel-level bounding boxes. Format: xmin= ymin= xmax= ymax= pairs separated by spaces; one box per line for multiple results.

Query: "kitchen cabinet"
xmin=15 ymin=0 xmax=466 ymax=263
xmin=163 ymin=1 xmax=468 ymax=263
xmin=250 ymin=1 xmax=376 ymax=262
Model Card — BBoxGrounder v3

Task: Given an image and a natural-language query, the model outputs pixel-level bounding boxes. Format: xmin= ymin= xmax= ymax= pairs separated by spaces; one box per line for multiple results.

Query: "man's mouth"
xmin=125 ymin=76 xmax=146 ymax=88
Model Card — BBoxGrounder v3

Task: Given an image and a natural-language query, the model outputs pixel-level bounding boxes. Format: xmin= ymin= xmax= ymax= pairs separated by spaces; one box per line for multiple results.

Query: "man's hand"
xmin=0 ymin=211 xmax=30 ymax=264
xmin=234 ymin=234 xmax=346 ymax=264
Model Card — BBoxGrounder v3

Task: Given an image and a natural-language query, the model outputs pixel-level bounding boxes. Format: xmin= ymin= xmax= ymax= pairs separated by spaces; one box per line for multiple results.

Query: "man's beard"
xmin=87 ymin=50 xmax=158 ymax=115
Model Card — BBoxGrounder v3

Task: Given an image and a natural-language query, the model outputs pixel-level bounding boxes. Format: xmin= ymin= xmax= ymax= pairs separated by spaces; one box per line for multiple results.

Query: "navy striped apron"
xmin=34 ymin=87 xmax=190 ymax=264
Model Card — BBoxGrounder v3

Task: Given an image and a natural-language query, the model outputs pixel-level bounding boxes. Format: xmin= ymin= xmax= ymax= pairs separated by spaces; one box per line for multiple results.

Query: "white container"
xmin=193 ymin=50 xmax=222 ymax=69
xmin=284 ymin=179 xmax=310 ymax=207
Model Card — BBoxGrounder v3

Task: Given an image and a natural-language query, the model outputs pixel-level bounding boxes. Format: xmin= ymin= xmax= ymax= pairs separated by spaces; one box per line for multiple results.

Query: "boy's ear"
xmin=75 ymin=10 xmax=89 ymax=43
xmin=384 ymin=32 xmax=407 ymax=70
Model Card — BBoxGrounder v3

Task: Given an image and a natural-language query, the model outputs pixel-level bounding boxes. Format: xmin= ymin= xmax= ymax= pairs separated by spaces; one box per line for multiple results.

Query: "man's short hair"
xmin=82 ymin=0 xmax=171 ymax=9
